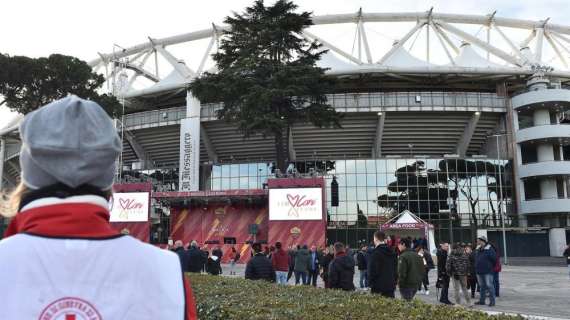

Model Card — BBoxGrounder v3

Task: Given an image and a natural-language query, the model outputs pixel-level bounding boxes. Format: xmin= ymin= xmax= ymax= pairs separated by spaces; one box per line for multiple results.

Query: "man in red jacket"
xmin=272 ymin=242 xmax=290 ymax=285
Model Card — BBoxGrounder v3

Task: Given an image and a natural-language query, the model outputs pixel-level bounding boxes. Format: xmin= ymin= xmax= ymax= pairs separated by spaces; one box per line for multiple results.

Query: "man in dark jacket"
xmin=187 ymin=241 xmax=205 ymax=273
xmin=308 ymin=245 xmax=321 ymax=287
xmin=173 ymin=240 xmax=190 ymax=272
xmin=271 ymin=242 xmax=289 ymax=285
xmin=245 ymin=243 xmax=275 ymax=282
xmin=437 ymin=243 xmax=453 ymax=304
xmin=474 ymin=236 xmax=497 ymax=307
xmin=329 ymin=242 xmax=355 ymax=291
xmin=320 ymin=246 xmax=335 ymax=288
xmin=368 ymin=231 xmax=398 ymax=298
xmin=357 ymin=247 xmax=369 ymax=289
xmin=287 ymin=246 xmax=296 ymax=281
xmin=398 ymin=238 xmax=425 ymax=301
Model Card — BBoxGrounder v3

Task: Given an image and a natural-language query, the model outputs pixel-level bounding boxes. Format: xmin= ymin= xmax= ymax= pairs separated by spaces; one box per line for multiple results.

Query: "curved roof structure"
xmin=89 ymin=10 xmax=570 ymax=99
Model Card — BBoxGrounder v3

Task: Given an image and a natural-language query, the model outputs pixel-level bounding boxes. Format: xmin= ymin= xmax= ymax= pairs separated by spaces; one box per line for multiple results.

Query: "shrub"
xmin=187 ymin=274 xmax=523 ymax=320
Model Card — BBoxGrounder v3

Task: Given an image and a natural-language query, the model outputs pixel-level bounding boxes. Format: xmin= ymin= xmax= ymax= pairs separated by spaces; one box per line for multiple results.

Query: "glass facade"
xmin=205 ymin=158 xmax=514 ymax=246
xmin=123 ymin=157 xmax=514 ymax=247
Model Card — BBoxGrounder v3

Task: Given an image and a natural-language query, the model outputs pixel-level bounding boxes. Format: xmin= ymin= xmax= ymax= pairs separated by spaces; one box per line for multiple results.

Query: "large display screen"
xmin=269 ymin=188 xmax=323 ymax=221
xmin=110 ymin=192 xmax=149 ymax=222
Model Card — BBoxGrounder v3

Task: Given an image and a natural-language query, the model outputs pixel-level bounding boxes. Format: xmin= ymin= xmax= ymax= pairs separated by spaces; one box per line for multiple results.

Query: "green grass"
xmin=187 ymin=274 xmax=523 ymax=320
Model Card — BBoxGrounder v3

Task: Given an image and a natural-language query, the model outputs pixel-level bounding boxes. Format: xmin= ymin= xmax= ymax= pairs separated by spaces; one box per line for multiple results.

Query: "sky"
xmin=1 ymin=0 xmax=569 ymax=129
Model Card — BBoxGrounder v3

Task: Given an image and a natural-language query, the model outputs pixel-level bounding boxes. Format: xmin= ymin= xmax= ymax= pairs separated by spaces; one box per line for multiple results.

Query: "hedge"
xmin=188 ymin=274 xmax=523 ymax=320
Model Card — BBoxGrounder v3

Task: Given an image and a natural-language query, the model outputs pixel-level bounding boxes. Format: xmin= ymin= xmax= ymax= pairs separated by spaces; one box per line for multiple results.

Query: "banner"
xmin=269 ymin=188 xmax=323 ymax=221
xmin=110 ymin=192 xmax=149 ymax=222
xmin=179 ymin=117 xmax=200 ymax=191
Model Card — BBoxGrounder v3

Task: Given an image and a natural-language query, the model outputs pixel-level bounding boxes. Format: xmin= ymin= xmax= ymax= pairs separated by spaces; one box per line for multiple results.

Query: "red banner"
xmin=170 ymin=204 xmax=268 ymax=263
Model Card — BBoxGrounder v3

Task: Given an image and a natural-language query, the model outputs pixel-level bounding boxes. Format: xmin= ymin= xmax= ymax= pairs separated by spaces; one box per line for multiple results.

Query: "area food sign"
xmin=269 ymin=188 xmax=322 ymax=221
xmin=110 ymin=192 xmax=149 ymax=222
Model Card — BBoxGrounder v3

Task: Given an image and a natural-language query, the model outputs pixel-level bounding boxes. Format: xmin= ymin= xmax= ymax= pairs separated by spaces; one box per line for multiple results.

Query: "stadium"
xmin=2 ymin=10 xmax=570 ymax=258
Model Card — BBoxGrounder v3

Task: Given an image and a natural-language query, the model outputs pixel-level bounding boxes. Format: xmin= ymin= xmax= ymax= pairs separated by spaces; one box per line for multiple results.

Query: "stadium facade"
xmin=2 ymin=11 xmax=570 ymax=256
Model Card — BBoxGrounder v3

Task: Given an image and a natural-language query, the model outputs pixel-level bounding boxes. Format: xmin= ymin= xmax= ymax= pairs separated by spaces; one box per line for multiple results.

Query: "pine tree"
xmin=189 ymin=0 xmax=341 ymax=171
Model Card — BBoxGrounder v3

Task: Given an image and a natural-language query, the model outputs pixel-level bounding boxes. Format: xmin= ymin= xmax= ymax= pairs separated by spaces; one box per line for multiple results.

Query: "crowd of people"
xmin=169 ymin=232 xmax=508 ymax=307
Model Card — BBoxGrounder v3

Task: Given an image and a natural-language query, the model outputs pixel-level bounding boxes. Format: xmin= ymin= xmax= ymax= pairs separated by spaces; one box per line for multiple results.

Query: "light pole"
xmin=489 ymin=133 xmax=508 ymax=265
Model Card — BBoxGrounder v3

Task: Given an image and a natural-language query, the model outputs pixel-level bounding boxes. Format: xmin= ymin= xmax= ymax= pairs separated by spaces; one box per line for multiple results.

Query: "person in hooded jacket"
xmin=474 ymin=236 xmax=497 ymax=307
xmin=368 ymin=231 xmax=398 ymax=298
xmin=328 ymin=242 xmax=355 ymax=291
xmin=465 ymin=244 xmax=478 ymax=298
xmin=0 ymin=96 xmax=196 ymax=319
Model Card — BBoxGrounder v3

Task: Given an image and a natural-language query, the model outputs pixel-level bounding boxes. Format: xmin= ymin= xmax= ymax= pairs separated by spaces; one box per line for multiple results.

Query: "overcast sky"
xmin=1 ymin=0 xmax=569 ymax=128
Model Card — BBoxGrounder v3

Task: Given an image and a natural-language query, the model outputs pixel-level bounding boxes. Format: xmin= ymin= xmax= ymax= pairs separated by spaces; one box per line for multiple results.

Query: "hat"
xmin=19 ymin=95 xmax=121 ymax=190
xmin=477 ymin=236 xmax=488 ymax=243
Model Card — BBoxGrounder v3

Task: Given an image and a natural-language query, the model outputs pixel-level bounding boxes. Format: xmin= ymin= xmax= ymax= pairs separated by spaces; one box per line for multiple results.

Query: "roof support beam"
xmin=197 ymin=31 xmax=217 ymax=74
xmin=456 ymin=111 xmax=481 ymax=157
xmin=200 ymin=124 xmax=218 ymax=163
xmin=301 ymin=31 xmax=363 ymax=65
xmin=154 ymin=45 xmax=195 ymax=79
xmin=357 ymin=12 xmax=373 ymax=63
xmin=436 ymin=20 xmax=522 ymax=66
xmin=126 ymin=50 xmax=154 ymax=91
xmin=520 ymin=29 xmax=536 ymax=48
xmin=535 ymin=27 xmax=545 ymax=62
xmin=372 ymin=112 xmax=386 ymax=158
xmin=550 ymin=32 xmax=570 ymax=57
xmin=377 ymin=21 xmax=425 ymax=65
xmin=493 ymin=24 xmax=525 ymax=61
xmin=545 ymin=32 xmax=568 ymax=68
xmin=431 ymin=22 xmax=459 ymax=54
xmin=431 ymin=21 xmax=455 ymax=65
xmin=121 ymin=61 xmax=159 ymax=82
xmin=124 ymin=131 xmax=154 ymax=168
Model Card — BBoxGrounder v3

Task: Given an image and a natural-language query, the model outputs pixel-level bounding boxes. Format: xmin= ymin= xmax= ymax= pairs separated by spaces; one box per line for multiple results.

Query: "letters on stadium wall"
xmin=179 ymin=117 xmax=200 ymax=191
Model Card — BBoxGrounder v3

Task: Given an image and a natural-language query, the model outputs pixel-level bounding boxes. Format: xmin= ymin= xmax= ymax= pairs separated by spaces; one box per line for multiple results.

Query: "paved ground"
xmin=220 ymin=263 xmax=570 ymax=319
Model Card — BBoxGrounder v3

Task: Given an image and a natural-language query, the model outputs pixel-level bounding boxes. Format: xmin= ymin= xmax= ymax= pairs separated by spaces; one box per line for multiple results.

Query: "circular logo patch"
xmin=39 ymin=297 xmax=102 ymax=320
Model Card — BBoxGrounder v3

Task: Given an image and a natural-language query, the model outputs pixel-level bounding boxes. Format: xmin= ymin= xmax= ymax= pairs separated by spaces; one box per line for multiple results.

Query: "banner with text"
xmin=269 ymin=188 xmax=323 ymax=221
xmin=110 ymin=192 xmax=150 ymax=222
xmin=179 ymin=117 xmax=200 ymax=191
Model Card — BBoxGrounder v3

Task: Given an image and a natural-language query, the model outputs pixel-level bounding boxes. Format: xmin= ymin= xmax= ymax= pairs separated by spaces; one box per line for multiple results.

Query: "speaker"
xmin=331 ymin=176 xmax=339 ymax=207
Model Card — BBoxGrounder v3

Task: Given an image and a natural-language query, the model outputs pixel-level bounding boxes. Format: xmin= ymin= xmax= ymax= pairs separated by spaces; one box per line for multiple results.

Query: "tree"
xmin=0 ymin=53 xmax=121 ymax=117
xmin=189 ymin=0 xmax=342 ymax=171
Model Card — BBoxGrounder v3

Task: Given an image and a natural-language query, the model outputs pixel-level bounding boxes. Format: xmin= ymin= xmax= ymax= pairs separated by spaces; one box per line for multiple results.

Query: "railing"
xmin=122 ymin=91 xmax=506 ymax=129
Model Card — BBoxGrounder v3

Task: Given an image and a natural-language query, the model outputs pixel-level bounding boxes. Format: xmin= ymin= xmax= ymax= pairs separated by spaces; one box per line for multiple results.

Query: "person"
xmin=320 ymin=245 xmax=335 ymax=288
xmin=173 ymin=240 xmax=190 ymax=273
xmin=245 ymin=243 xmax=275 ymax=281
xmin=490 ymin=243 xmax=502 ymax=298
xmin=446 ymin=244 xmax=472 ymax=306
xmin=287 ymin=245 xmax=296 ymax=282
xmin=187 ymin=241 xmax=205 ymax=273
xmin=213 ymin=246 xmax=223 ymax=260
xmin=228 ymin=246 xmax=240 ymax=276
xmin=271 ymin=242 xmax=289 ymax=285
xmin=368 ymin=231 xmax=398 ymax=298
xmin=416 ymin=245 xmax=434 ymax=295
xmin=397 ymin=238 xmax=425 ymax=301
xmin=206 ymin=251 xmax=222 ymax=275
xmin=564 ymin=244 xmax=570 ymax=280
xmin=328 ymin=242 xmax=355 ymax=291
xmin=294 ymin=244 xmax=310 ymax=285
xmin=437 ymin=243 xmax=453 ymax=305
xmin=465 ymin=244 xmax=478 ymax=299
xmin=0 ymin=96 xmax=196 ymax=319
xmin=474 ymin=236 xmax=497 ymax=307
xmin=308 ymin=245 xmax=321 ymax=286
xmin=357 ymin=246 xmax=369 ymax=289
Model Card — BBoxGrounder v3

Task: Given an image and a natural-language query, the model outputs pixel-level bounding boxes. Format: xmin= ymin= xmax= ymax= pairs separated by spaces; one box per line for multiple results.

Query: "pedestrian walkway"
xmin=220 ymin=264 xmax=569 ymax=319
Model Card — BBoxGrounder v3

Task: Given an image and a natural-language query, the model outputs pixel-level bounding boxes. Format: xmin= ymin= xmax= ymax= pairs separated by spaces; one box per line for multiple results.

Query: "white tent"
xmin=380 ymin=210 xmax=437 ymax=255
